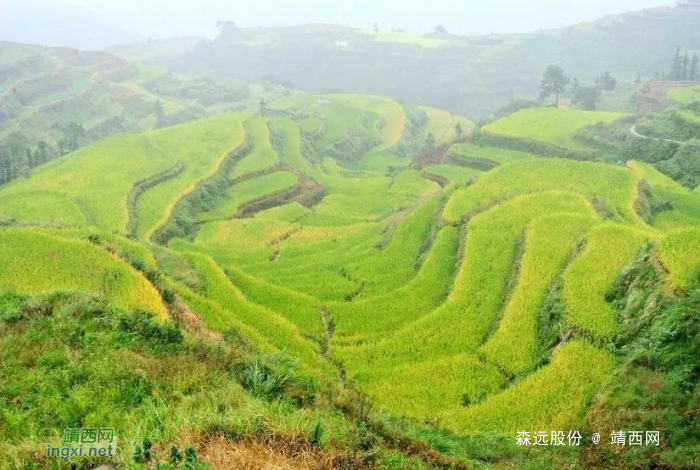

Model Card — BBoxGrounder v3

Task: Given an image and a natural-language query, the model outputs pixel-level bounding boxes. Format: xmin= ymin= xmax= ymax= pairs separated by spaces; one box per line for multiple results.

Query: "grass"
xmin=451 ymin=341 xmax=613 ymax=434
xmin=449 ymin=144 xmax=539 ymax=165
xmin=0 ymin=191 xmax=88 ymax=226
xmin=322 ymin=94 xmax=405 ymax=148
xmin=628 ymin=160 xmax=700 ymax=232
xmin=344 ymin=195 xmax=443 ymax=296
xmin=564 ymin=224 xmax=648 ymax=339
xmin=3 ymin=90 xmax=700 ymax=468
xmin=329 ymin=225 xmax=460 ymax=342
xmin=659 ymin=229 xmax=700 ymax=293
xmin=669 ymin=85 xmax=700 ymax=105
xmin=421 ymin=107 xmax=474 ymax=145
xmin=181 ymin=253 xmax=323 ymax=370
xmin=0 ymin=115 xmax=245 ymax=235
xmin=0 ymin=228 xmax=166 ymax=319
xmin=480 ymin=214 xmax=596 ymax=376
xmin=231 ymin=119 xmax=280 ymax=179
xmin=423 ymin=165 xmax=483 ymax=184
xmin=338 ymin=192 xmax=595 ymax=374
xmin=198 ymin=172 xmax=297 ymax=222
xmin=483 ymin=108 xmax=624 ymax=150
xmin=443 ymin=158 xmax=640 ymax=226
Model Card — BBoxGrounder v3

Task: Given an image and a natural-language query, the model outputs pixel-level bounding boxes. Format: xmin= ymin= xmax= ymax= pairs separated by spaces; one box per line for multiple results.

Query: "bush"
xmin=116 ymin=310 xmax=184 ymax=355
xmin=236 ymin=359 xmax=290 ymax=401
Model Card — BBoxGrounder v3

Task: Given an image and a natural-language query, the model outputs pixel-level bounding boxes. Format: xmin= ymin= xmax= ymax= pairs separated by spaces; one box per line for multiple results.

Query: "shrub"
xmin=236 ymin=359 xmax=290 ymax=401
xmin=115 ymin=310 xmax=184 ymax=355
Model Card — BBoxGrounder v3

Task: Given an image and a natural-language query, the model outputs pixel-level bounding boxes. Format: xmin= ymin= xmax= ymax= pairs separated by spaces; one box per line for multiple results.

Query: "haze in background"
xmin=0 ymin=0 xmax=675 ymax=49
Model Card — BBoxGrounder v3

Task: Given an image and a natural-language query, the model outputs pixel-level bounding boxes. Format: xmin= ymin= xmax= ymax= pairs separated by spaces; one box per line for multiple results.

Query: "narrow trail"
xmin=630 ymin=123 xmax=688 ymax=146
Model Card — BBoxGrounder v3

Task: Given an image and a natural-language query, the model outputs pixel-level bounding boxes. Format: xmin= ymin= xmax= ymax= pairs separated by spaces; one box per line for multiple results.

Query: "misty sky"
xmin=0 ymin=0 xmax=677 ymax=47
xmin=67 ymin=0 xmax=673 ymax=38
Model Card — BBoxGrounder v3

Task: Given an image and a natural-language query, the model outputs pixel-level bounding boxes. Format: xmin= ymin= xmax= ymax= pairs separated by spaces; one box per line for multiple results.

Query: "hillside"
xmin=110 ymin=5 xmax=700 ymax=118
xmin=1 ymin=90 xmax=700 ymax=468
xmin=0 ymin=41 xmax=291 ymax=185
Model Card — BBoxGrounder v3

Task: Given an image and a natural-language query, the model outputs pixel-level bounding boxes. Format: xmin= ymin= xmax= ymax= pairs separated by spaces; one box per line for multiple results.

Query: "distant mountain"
xmin=114 ymin=5 xmax=700 ymax=118
xmin=0 ymin=0 xmax=142 ymax=50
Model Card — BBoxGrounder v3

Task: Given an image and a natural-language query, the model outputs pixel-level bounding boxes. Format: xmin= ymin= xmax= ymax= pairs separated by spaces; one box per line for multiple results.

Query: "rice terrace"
xmin=1 ymin=1 xmax=700 ymax=469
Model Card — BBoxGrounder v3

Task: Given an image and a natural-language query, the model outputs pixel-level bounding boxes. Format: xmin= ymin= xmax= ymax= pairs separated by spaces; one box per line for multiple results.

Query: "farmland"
xmin=1 ymin=90 xmax=700 ymax=469
xmin=482 ymin=107 xmax=624 ymax=151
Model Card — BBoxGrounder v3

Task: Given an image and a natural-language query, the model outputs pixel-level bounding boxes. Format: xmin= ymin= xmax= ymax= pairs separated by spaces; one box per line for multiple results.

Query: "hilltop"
xmin=1 ymin=85 xmax=699 ymax=468
xmin=109 ymin=4 xmax=700 ymax=118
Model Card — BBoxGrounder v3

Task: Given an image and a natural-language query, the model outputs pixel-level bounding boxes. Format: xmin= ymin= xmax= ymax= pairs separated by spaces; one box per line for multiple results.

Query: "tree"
xmin=259 ymin=98 xmax=267 ymax=117
xmin=635 ymin=71 xmax=642 ymax=85
xmin=598 ymin=71 xmax=617 ymax=92
xmin=572 ymin=86 xmax=601 ymax=110
xmin=34 ymin=141 xmax=51 ymax=166
xmin=690 ymin=54 xmax=699 ymax=81
xmin=540 ymin=65 xmax=570 ymax=108
xmin=59 ymin=122 xmax=86 ymax=155
xmin=681 ymin=53 xmax=690 ymax=80
xmin=670 ymin=47 xmax=683 ymax=81
xmin=434 ymin=25 xmax=448 ymax=35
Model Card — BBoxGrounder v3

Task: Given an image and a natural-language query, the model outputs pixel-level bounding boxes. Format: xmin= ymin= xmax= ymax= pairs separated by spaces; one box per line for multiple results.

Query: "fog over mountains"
xmin=1 ymin=0 xmax=675 ymax=50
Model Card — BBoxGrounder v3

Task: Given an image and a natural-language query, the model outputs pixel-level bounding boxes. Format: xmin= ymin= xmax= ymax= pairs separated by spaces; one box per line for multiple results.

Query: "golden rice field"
xmin=0 ymin=228 xmax=167 ymax=319
xmin=1 ymin=95 xmax=699 ymax=439
xmin=483 ymin=107 xmax=625 ymax=150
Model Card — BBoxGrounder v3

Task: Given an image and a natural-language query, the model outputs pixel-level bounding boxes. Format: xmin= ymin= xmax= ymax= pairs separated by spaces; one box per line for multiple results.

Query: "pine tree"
xmin=635 ymin=71 xmax=642 ymax=85
xmin=691 ymin=54 xmax=699 ymax=81
xmin=681 ymin=53 xmax=690 ymax=80
xmin=671 ymin=47 xmax=683 ymax=81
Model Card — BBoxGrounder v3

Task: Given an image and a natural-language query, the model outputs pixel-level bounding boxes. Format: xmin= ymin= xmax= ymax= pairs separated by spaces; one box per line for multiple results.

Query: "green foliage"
xmin=586 ymin=253 xmax=700 ymax=469
xmin=115 ymin=309 xmax=184 ymax=356
xmin=236 ymin=359 xmax=290 ymax=401
xmin=572 ymin=86 xmax=601 ymax=110
xmin=58 ymin=122 xmax=86 ymax=155
xmin=539 ymin=65 xmax=570 ymax=107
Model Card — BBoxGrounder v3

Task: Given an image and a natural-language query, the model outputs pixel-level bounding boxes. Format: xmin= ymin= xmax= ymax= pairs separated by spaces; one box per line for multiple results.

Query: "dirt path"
xmin=630 ymin=123 xmax=687 ymax=146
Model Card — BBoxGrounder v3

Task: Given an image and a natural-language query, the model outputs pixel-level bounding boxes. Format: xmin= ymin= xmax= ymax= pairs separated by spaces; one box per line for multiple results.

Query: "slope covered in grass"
xmin=0 ymin=115 xmax=246 ymax=234
xmin=0 ymin=228 xmax=166 ymax=319
xmin=483 ymin=107 xmax=624 ymax=150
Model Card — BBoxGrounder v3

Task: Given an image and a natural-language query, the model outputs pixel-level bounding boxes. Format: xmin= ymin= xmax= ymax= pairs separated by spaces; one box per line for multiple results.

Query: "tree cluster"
xmin=669 ymin=47 xmax=699 ymax=81
xmin=540 ymin=65 xmax=617 ymax=110
xmin=0 ymin=123 xmax=86 ymax=185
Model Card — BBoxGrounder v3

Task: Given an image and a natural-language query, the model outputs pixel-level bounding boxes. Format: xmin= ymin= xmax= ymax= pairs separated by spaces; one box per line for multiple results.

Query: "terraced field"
xmin=2 ymin=94 xmax=700 ymax=446
xmin=483 ymin=107 xmax=625 ymax=151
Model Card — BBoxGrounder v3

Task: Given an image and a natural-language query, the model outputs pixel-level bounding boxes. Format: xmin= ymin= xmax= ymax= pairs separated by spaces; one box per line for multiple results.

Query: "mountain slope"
xmin=114 ymin=5 xmax=700 ymax=118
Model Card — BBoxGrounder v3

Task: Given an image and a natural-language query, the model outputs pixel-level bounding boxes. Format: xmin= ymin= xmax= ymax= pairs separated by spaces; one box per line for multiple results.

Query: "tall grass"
xmin=563 ymin=224 xmax=647 ymax=339
xmin=339 ymin=192 xmax=594 ymax=374
xmin=0 ymin=228 xmax=166 ymax=318
xmin=480 ymin=214 xmax=596 ymax=376
xmin=659 ymin=228 xmax=700 ymax=293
